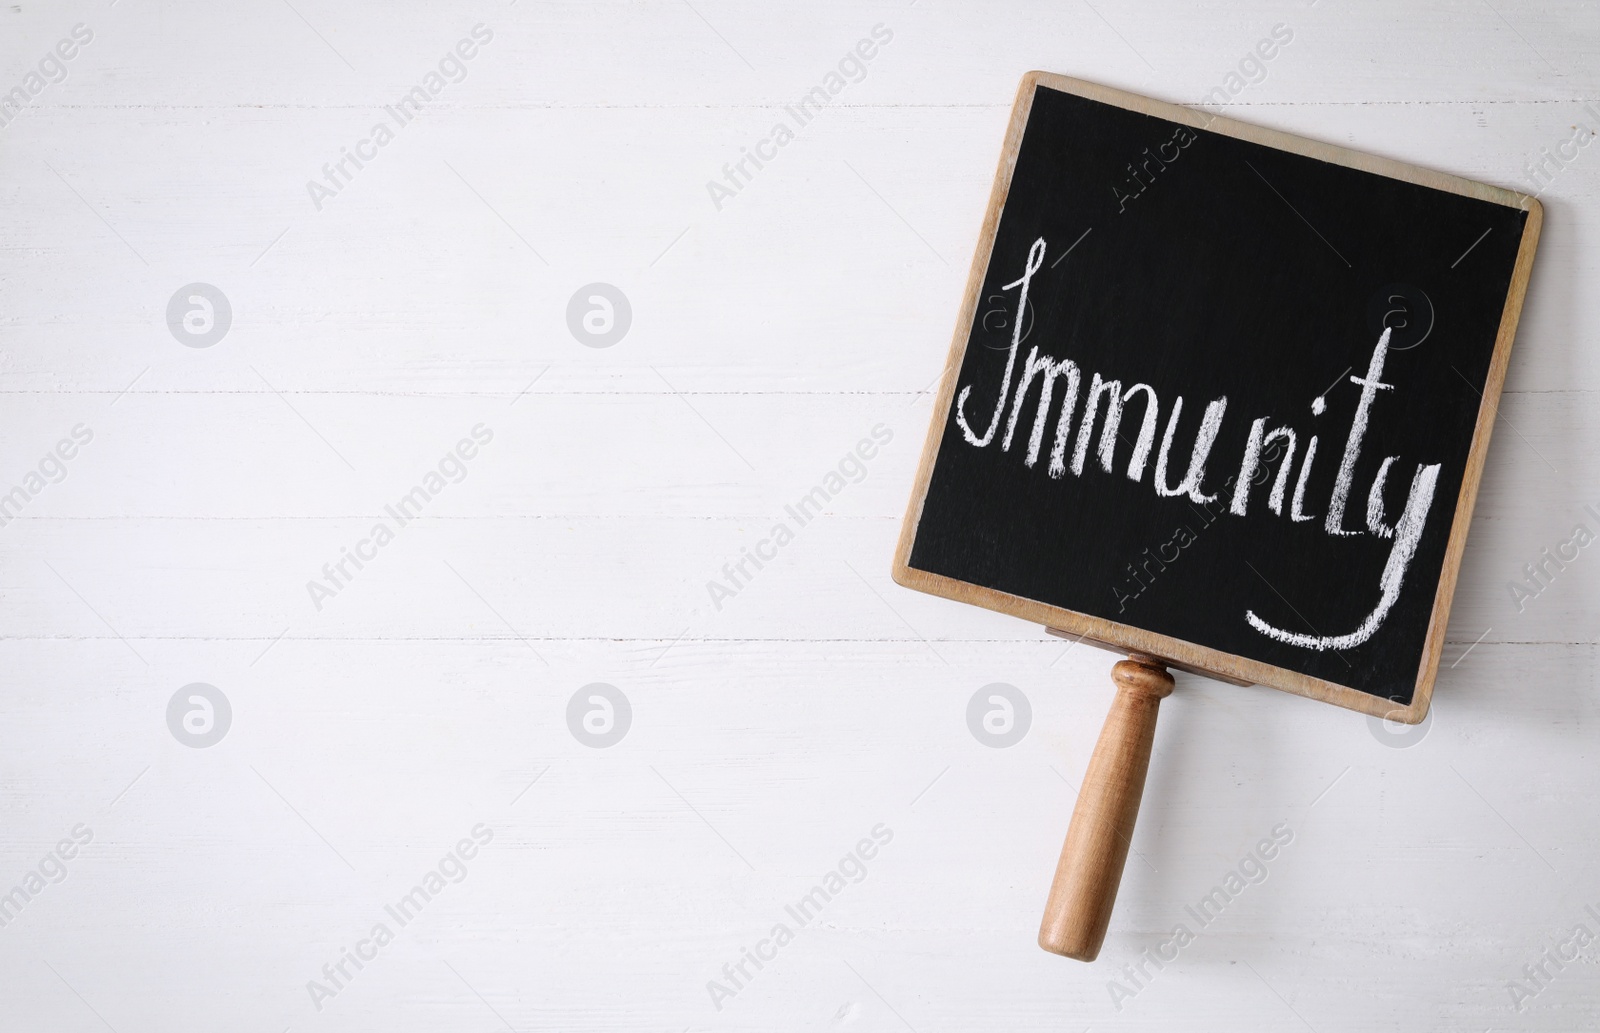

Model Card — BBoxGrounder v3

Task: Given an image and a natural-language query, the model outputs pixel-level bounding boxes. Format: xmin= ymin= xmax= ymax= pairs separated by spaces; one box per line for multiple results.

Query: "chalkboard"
xmin=894 ymin=73 xmax=1542 ymax=720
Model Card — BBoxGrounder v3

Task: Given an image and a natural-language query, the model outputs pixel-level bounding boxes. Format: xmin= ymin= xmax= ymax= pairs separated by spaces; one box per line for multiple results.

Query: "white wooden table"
xmin=2 ymin=2 xmax=1596 ymax=1029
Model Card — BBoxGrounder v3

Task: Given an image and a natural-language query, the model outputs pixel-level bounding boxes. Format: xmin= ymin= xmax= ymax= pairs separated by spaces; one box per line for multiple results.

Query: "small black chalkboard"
xmin=894 ymin=73 xmax=1541 ymax=719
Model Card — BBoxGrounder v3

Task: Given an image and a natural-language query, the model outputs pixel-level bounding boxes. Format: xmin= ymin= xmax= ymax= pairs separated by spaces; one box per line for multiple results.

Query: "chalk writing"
xmin=954 ymin=237 xmax=1444 ymax=651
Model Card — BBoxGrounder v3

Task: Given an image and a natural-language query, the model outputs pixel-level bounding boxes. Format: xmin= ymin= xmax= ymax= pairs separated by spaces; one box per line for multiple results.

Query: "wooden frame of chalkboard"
xmin=893 ymin=71 xmax=1542 ymax=724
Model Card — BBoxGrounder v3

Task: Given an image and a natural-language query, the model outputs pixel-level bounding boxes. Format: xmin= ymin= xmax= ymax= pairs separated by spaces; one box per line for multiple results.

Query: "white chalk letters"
xmin=954 ymin=236 xmax=1445 ymax=651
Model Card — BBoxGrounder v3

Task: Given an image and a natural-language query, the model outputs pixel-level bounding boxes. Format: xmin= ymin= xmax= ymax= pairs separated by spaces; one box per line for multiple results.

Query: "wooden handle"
xmin=1038 ymin=655 xmax=1174 ymax=961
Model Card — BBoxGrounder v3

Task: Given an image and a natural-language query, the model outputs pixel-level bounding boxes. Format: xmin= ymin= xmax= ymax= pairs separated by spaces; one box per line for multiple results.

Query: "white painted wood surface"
xmin=1 ymin=1 xmax=1596 ymax=1029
